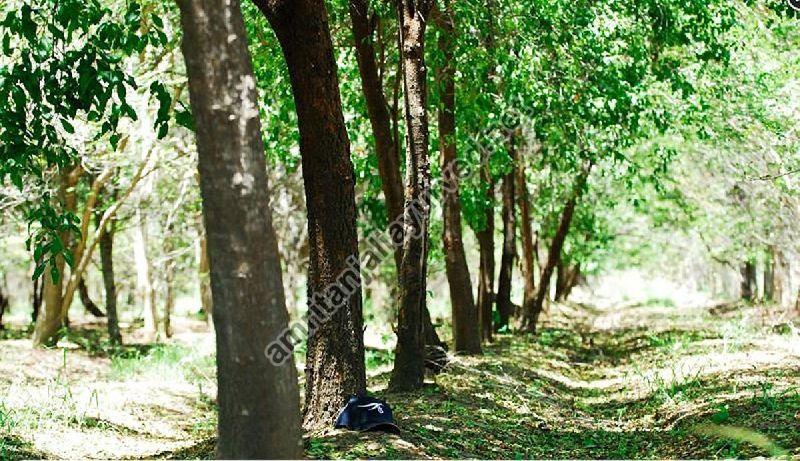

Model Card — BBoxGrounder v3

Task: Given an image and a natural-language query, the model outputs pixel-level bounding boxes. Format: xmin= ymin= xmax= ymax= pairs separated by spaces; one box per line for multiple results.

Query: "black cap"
xmin=334 ymin=395 xmax=400 ymax=433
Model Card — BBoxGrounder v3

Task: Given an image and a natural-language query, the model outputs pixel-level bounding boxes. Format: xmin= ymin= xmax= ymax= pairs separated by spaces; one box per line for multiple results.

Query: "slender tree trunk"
xmin=389 ymin=0 xmax=434 ymax=391
xmin=134 ymin=208 xmax=158 ymax=336
xmin=253 ymin=0 xmax=366 ymax=428
xmin=740 ymin=259 xmax=756 ymax=301
xmin=348 ymin=0 xmax=404 ymax=270
xmin=764 ymin=248 xmax=774 ymax=303
xmin=163 ymin=256 xmax=175 ymax=338
xmin=516 ymin=157 xmax=537 ymax=330
xmin=495 ymin=137 xmax=517 ymax=330
xmin=78 ymin=279 xmax=105 ymax=317
xmin=436 ymin=2 xmax=480 ymax=354
xmin=348 ymin=0 xmax=445 ymax=354
xmin=31 ymin=276 xmax=42 ymax=324
xmin=476 ymin=0 xmax=497 ymax=343
xmin=176 ymin=0 xmax=303 ymax=456
xmin=526 ymin=164 xmax=592 ymax=333
xmin=99 ymin=223 xmax=121 ymax=345
xmin=560 ymin=263 xmax=581 ymax=301
xmin=554 ymin=261 xmax=567 ymax=302
xmin=0 ymin=284 xmax=7 ymax=330
xmin=33 ymin=167 xmax=80 ymax=346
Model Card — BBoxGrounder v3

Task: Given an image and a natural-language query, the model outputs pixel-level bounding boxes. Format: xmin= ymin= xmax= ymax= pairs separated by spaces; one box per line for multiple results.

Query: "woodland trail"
xmin=2 ymin=297 xmax=800 ymax=459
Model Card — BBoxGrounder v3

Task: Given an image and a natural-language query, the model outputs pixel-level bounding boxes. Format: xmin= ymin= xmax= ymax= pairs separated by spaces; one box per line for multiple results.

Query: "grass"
xmin=1 ymin=302 xmax=798 ymax=459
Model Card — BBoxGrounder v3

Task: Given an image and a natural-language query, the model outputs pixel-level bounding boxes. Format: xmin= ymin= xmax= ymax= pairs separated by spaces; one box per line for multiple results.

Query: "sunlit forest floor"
xmin=2 ymin=287 xmax=800 ymax=459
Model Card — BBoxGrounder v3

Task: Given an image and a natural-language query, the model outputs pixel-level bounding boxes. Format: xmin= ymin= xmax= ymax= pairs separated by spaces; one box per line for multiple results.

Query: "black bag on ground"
xmin=334 ymin=395 xmax=400 ymax=433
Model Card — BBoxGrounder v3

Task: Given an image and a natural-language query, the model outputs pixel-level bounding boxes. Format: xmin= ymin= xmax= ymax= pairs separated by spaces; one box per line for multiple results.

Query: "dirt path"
xmin=2 ymin=299 xmax=799 ymax=459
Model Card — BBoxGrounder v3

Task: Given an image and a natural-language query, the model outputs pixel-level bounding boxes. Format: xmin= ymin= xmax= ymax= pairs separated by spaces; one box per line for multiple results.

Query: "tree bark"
xmin=389 ymin=0 xmax=434 ymax=391
xmin=526 ymin=164 xmax=592 ymax=333
xmin=33 ymin=167 xmax=80 ymax=346
xmin=99 ymin=222 xmax=121 ymax=345
xmin=176 ymin=0 xmax=303 ymax=456
xmin=436 ymin=2 xmax=481 ymax=354
xmin=516 ymin=156 xmax=537 ymax=330
xmin=134 ymin=207 xmax=158 ymax=337
xmin=475 ymin=0 xmax=497 ymax=343
xmin=348 ymin=0 xmax=404 ymax=270
xmin=78 ymin=279 xmax=105 ymax=317
xmin=495 ymin=137 xmax=517 ymax=331
xmin=252 ymin=0 xmax=367 ymax=428
xmin=31 ymin=275 xmax=42 ymax=324
xmin=347 ymin=0 xmax=445 ymax=355
xmin=0 ymin=284 xmax=7 ymax=330
xmin=740 ymin=259 xmax=756 ymax=302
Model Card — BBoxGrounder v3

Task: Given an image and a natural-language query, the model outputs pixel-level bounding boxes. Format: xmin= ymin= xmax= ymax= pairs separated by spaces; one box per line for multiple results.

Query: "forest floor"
xmin=1 ymin=296 xmax=800 ymax=459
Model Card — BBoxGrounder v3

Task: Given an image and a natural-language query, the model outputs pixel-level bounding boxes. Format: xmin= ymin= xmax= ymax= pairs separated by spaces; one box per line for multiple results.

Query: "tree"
xmin=175 ymin=0 xmax=303 ymax=456
xmin=436 ymin=0 xmax=481 ymax=354
xmin=516 ymin=151 xmax=537 ymax=327
xmin=525 ymin=163 xmax=592 ymax=333
xmin=346 ymin=0 xmax=446 ymax=356
xmin=495 ymin=136 xmax=517 ymax=331
xmin=251 ymin=0 xmax=367 ymax=428
xmin=390 ymin=0 xmax=435 ymax=391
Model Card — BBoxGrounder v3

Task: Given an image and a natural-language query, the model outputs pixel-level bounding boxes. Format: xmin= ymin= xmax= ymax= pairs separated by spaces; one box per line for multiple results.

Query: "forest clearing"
xmin=2 ymin=0 xmax=800 ymax=458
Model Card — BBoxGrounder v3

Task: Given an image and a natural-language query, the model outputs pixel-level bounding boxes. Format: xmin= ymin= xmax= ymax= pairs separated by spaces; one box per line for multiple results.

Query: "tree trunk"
xmin=526 ymin=164 xmax=592 ymax=334
xmin=253 ymin=0 xmax=367 ymax=429
xmin=33 ymin=167 xmax=80 ymax=346
xmin=348 ymin=0 xmax=444 ymax=355
xmin=495 ymin=137 xmax=517 ymax=331
xmin=347 ymin=0 xmax=404 ymax=270
xmin=134 ymin=207 xmax=158 ymax=337
xmin=436 ymin=2 xmax=480 ymax=354
xmin=516 ymin=156 xmax=537 ymax=330
xmin=554 ymin=261 xmax=567 ymax=302
xmin=0 ymin=284 xmax=7 ymax=330
xmin=78 ymin=279 xmax=105 ymax=317
xmin=475 ymin=0 xmax=497 ymax=343
xmin=176 ymin=0 xmax=303 ymax=456
xmin=389 ymin=0 xmax=434 ymax=391
xmin=560 ymin=263 xmax=581 ymax=301
xmin=163 ymin=257 xmax=175 ymax=338
xmin=740 ymin=259 xmax=756 ymax=302
xmin=764 ymin=248 xmax=774 ymax=303
xmin=31 ymin=276 xmax=42 ymax=324
xmin=99 ymin=223 xmax=121 ymax=345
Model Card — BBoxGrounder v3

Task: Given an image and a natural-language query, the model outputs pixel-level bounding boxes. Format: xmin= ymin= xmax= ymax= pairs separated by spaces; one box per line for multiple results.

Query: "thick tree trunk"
xmin=33 ymin=167 xmax=80 ymax=346
xmin=526 ymin=164 xmax=592 ymax=333
xmin=253 ymin=0 xmax=366 ymax=428
xmin=740 ymin=259 xmax=756 ymax=302
xmin=389 ymin=0 xmax=434 ymax=391
xmin=176 ymin=0 xmax=303 ymax=456
xmin=554 ymin=261 xmax=567 ymax=301
xmin=516 ymin=157 xmax=537 ymax=330
xmin=78 ymin=279 xmax=105 ymax=317
xmin=99 ymin=223 xmax=121 ymax=345
xmin=436 ymin=3 xmax=481 ymax=354
xmin=495 ymin=137 xmax=517 ymax=331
